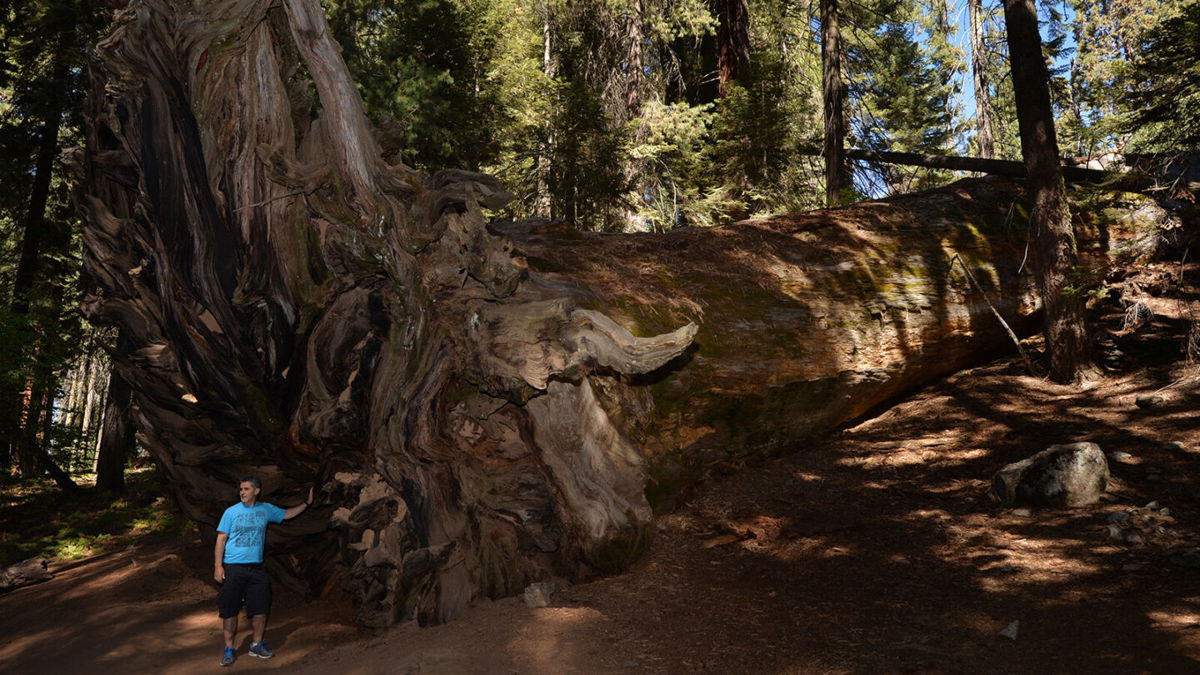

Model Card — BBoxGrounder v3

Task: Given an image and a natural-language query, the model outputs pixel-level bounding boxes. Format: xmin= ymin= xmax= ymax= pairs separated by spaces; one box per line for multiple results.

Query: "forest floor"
xmin=4 ymin=263 xmax=1200 ymax=674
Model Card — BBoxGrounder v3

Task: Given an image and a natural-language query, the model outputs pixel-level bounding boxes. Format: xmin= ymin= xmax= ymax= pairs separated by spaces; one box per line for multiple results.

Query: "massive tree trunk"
xmin=1003 ymin=0 xmax=1097 ymax=382
xmin=80 ymin=1 xmax=1137 ymax=628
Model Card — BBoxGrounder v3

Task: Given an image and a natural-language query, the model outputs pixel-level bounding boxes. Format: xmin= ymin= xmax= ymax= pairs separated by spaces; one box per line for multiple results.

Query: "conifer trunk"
xmin=95 ymin=331 xmax=134 ymax=493
xmin=1003 ymin=0 xmax=1097 ymax=382
xmin=712 ymin=0 xmax=750 ymax=93
xmin=821 ymin=0 xmax=849 ymax=205
xmin=969 ymin=0 xmax=996 ymax=159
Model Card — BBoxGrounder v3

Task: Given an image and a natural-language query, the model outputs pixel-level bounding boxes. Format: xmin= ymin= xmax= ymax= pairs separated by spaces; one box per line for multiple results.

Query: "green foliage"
xmin=630 ymin=100 xmax=720 ymax=229
xmin=325 ymin=0 xmax=509 ymax=170
xmin=0 ymin=0 xmax=106 ymax=475
xmin=544 ymin=76 xmax=631 ymax=229
xmin=847 ymin=0 xmax=963 ymax=193
xmin=706 ymin=0 xmax=823 ymax=216
xmin=0 ymin=469 xmax=191 ymax=565
xmin=1123 ymin=0 xmax=1200 ymax=151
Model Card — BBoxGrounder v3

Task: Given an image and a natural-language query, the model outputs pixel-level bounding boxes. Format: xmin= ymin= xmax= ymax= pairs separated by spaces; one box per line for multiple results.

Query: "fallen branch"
xmin=801 ymin=147 xmax=1151 ymax=190
xmin=949 ymin=253 xmax=1039 ymax=376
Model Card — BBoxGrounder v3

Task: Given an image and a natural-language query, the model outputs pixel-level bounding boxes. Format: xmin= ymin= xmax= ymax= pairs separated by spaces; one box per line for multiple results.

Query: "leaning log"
xmin=78 ymin=1 xmax=1165 ymax=627
xmin=840 ymin=148 xmax=1150 ymax=190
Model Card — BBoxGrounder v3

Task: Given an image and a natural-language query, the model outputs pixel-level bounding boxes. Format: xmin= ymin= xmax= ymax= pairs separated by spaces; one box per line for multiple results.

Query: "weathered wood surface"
xmin=78 ymin=0 xmax=1164 ymax=627
xmin=500 ymin=178 xmax=1031 ymax=501
xmin=0 ymin=557 xmax=51 ymax=590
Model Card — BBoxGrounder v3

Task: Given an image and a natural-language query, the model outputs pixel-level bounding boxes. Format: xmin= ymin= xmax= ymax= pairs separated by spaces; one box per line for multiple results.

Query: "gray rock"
xmin=1165 ymin=441 xmax=1188 ymax=452
xmin=523 ymin=581 xmax=558 ymax=608
xmin=1107 ymin=511 xmax=1131 ymax=524
xmin=1108 ymin=451 xmax=1134 ymax=462
xmin=991 ymin=442 xmax=1109 ymax=507
xmin=999 ymin=620 xmax=1020 ymax=640
xmin=1136 ymin=394 xmax=1165 ymax=409
xmin=1107 ymin=525 xmax=1144 ymax=544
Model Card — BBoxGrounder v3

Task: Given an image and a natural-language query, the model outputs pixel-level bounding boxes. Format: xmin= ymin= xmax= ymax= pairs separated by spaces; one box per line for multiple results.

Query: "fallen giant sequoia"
xmin=79 ymin=0 xmax=1154 ymax=626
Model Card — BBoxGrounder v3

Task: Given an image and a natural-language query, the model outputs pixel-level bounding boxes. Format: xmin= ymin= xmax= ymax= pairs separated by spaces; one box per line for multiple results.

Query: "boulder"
xmin=522 ymin=581 xmax=558 ymax=608
xmin=991 ymin=442 xmax=1109 ymax=507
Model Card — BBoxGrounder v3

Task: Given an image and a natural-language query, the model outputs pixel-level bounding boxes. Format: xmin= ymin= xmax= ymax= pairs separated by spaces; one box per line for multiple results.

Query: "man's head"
xmin=238 ymin=475 xmax=262 ymax=506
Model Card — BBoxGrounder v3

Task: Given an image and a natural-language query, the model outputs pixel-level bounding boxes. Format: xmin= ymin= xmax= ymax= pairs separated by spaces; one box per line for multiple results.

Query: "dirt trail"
xmin=5 ymin=289 xmax=1200 ymax=673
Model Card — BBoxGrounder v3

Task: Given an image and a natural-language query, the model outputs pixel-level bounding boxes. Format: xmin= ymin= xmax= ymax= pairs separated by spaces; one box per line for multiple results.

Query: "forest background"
xmin=0 ymin=0 xmax=1196 ymax=509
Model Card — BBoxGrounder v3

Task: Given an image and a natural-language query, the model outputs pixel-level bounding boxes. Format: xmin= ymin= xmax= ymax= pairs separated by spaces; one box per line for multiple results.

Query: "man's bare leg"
xmin=251 ymin=614 xmax=267 ymax=644
xmin=223 ymin=616 xmax=238 ymax=649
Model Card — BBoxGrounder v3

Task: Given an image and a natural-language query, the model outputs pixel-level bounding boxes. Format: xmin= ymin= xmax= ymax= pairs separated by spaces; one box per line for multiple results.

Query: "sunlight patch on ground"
xmin=507 ymin=607 xmax=608 ymax=674
xmin=1147 ymin=606 xmax=1200 ymax=629
xmin=840 ymin=445 xmax=990 ymax=469
xmin=934 ymin=526 xmax=1107 ymax=593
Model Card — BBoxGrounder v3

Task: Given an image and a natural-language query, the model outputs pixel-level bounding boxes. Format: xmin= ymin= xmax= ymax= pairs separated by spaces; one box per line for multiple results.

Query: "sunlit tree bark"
xmin=821 ymin=0 xmax=849 ymax=205
xmin=1003 ymin=0 xmax=1098 ymax=382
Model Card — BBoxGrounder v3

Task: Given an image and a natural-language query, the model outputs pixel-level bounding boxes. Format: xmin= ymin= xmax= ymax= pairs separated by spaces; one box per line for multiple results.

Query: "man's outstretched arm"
xmin=282 ymin=487 xmax=314 ymax=521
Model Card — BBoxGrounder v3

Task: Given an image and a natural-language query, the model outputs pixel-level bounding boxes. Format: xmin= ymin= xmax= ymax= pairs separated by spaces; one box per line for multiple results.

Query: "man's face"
xmin=238 ymin=481 xmax=259 ymax=505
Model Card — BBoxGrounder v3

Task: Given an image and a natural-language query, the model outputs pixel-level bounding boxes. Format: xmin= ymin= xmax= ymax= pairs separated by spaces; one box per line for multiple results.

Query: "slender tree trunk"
xmin=1003 ymin=0 xmax=1097 ymax=382
xmin=969 ymin=0 xmax=996 ymax=159
xmin=821 ymin=0 xmax=849 ymax=206
xmin=625 ymin=0 xmax=645 ymax=117
xmin=81 ymin=347 xmax=106 ymax=455
xmin=95 ymin=332 xmax=134 ymax=493
xmin=9 ymin=77 xmax=67 ymax=317
xmin=539 ymin=4 xmax=555 ymax=217
xmin=19 ymin=385 xmax=78 ymax=492
xmin=622 ymin=0 xmax=648 ymax=231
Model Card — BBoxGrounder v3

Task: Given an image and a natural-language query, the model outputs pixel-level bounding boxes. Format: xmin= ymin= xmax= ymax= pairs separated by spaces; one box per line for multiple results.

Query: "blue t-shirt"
xmin=217 ymin=502 xmax=286 ymax=564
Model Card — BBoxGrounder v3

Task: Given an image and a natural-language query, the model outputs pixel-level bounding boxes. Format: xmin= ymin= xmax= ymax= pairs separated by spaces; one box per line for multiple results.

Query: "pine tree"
xmin=0 ymin=0 xmax=104 ymax=485
xmin=1123 ymin=0 xmax=1200 ymax=152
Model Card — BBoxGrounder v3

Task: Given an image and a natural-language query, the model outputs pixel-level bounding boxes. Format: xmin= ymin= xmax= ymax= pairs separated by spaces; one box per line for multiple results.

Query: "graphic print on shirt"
xmin=232 ymin=510 xmax=268 ymax=548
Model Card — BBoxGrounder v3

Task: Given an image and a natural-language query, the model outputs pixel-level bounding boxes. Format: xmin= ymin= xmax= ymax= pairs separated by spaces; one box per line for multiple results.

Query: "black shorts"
xmin=218 ymin=563 xmax=272 ymax=618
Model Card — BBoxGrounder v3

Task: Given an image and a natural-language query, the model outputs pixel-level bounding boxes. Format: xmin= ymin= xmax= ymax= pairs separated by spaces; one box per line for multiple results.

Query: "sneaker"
xmin=248 ymin=641 xmax=274 ymax=659
xmin=220 ymin=647 xmax=235 ymax=667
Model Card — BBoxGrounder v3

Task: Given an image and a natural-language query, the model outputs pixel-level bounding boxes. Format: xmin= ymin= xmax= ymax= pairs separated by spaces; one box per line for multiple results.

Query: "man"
xmin=214 ymin=476 xmax=312 ymax=667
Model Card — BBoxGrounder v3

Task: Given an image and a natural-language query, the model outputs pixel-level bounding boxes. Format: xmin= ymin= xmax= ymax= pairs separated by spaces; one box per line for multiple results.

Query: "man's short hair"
xmin=239 ymin=475 xmax=262 ymax=489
